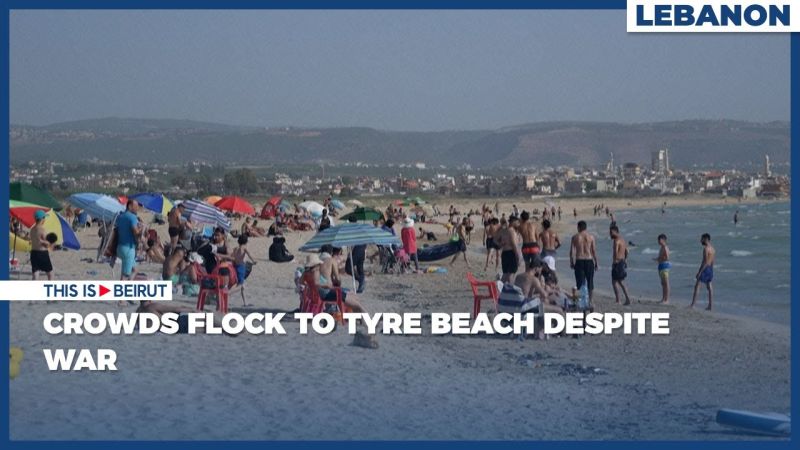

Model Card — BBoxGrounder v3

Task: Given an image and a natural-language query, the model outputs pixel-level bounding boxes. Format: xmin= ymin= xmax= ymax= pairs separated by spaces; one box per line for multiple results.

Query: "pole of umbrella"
xmin=348 ymin=247 xmax=357 ymax=292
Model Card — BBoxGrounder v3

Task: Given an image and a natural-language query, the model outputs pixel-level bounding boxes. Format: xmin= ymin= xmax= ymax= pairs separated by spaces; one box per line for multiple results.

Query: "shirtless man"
xmin=162 ymin=246 xmax=187 ymax=284
xmin=494 ymin=215 xmax=522 ymax=283
xmin=449 ymin=217 xmax=470 ymax=268
xmin=570 ymin=221 xmax=598 ymax=304
xmin=30 ymin=210 xmax=54 ymax=280
xmin=518 ymin=211 xmax=540 ymax=268
xmin=690 ymin=233 xmax=715 ymax=310
xmin=167 ymin=203 xmax=189 ymax=254
xmin=515 ymin=258 xmax=564 ymax=314
xmin=539 ymin=219 xmax=561 ymax=260
xmin=483 ymin=217 xmax=500 ymax=271
xmin=314 ymin=250 xmax=367 ymax=313
xmin=609 ymin=225 xmax=632 ymax=305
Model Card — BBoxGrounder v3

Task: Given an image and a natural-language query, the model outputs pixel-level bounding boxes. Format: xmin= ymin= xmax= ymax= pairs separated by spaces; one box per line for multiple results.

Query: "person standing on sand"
xmin=495 ymin=215 xmax=522 ymax=283
xmin=116 ymin=200 xmax=143 ymax=281
xmin=690 ymin=233 xmax=715 ymax=310
xmin=30 ymin=210 xmax=54 ymax=281
xmin=557 ymin=206 xmax=562 ymax=221
xmin=483 ymin=217 xmax=500 ymax=271
xmin=573 ymin=208 xmax=577 ymax=219
xmin=539 ymin=219 xmax=561 ymax=260
xmin=167 ymin=203 xmax=189 ymax=255
xmin=570 ymin=220 xmax=598 ymax=304
xmin=654 ymin=233 xmax=671 ymax=304
xmin=518 ymin=211 xmax=540 ymax=267
xmin=449 ymin=217 xmax=471 ymax=268
xmin=609 ymin=225 xmax=632 ymax=305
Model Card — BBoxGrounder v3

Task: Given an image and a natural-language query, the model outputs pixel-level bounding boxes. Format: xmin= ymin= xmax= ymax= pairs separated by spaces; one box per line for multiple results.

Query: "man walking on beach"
xmin=167 ymin=202 xmax=188 ymax=255
xmin=518 ymin=211 xmax=540 ymax=267
xmin=495 ymin=215 xmax=522 ymax=283
xmin=655 ymin=233 xmax=671 ymax=304
xmin=570 ymin=221 xmax=598 ymax=304
xmin=609 ymin=225 xmax=632 ymax=305
xmin=690 ymin=233 xmax=715 ymax=310
xmin=483 ymin=217 xmax=500 ymax=271
xmin=539 ymin=219 xmax=560 ymax=260
xmin=116 ymin=199 xmax=143 ymax=281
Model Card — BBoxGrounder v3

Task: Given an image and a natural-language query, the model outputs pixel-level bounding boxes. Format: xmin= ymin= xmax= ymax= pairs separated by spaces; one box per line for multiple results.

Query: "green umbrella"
xmin=341 ymin=207 xmax=384 ymax=222
xmin=10 ymin=182 xmax=62 ymax=210
xmin=405 ymin=196 xmax=426 ymax=205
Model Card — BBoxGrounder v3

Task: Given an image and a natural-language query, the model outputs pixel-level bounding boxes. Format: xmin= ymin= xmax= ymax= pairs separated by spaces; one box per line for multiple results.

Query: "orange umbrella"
xmin=204 ymin=195 xmax=222 ymax=205
xmin=215 ymin=196 xmax=255 ymax=215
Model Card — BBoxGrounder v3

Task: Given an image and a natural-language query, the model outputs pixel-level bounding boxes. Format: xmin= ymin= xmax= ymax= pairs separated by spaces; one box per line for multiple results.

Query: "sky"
xmin=10 ymin=10 xmax=790 ymax=131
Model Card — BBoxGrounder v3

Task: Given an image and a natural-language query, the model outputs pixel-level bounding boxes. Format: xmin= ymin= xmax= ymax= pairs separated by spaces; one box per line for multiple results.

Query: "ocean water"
xmin=562 ymin=201 xmax=790 ymax=325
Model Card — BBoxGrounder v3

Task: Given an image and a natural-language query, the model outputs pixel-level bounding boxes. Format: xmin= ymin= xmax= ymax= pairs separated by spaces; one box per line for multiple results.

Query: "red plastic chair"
xmin=196 ymin=262 xmax=238 ymax=314
xmin=299 ymin=271 xmax=346 ymax=324
xmin=466 ymin=272 xmax=499 ymax=319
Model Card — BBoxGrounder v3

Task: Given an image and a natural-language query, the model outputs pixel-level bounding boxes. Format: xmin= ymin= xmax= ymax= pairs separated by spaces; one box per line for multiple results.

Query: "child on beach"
xmin=654 ymin=234 xmax=671 ymax=304
xmin=232 ymin=235 xmax=257 ymax=303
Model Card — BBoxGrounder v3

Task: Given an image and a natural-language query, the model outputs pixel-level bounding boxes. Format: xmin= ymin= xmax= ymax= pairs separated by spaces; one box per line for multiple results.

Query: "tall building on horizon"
xmin=764 ymin=154 xmax=772 ymax=177
xmin=651 ymin=148 xmax=670 ymax=175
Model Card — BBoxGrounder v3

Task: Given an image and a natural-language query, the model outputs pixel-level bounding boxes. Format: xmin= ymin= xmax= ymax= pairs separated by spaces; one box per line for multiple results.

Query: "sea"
xmin=559 ymin=200 xmax=791 ymax=325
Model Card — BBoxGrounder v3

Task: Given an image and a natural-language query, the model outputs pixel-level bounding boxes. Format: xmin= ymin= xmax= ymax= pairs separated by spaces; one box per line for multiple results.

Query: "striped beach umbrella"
xmin=181 ymin=199 xmax=231 ymax=231
xmin=67 ymin=193 xmax=125 ymax=223
xmin=299 ymin=223 xmax=400 ymax=251
xmin=215 ymin=196 xmax=256 ymax=215
xmin=129 ymin=192 xmax=173 ymax=216
xmin=9 ymin=200 xmax=49 ymax=225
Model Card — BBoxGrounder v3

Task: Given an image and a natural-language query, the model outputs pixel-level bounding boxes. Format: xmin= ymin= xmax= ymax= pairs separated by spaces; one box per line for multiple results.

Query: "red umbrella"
xmin=117 ymin=195 xmax=128 ymax=205
xmin=215 ymin=196 xmax=256 ymax=215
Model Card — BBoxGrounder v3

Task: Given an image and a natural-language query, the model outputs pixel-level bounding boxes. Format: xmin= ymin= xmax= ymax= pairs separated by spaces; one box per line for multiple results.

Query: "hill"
xmin=10 ymin=118 xmax=789 ymax=168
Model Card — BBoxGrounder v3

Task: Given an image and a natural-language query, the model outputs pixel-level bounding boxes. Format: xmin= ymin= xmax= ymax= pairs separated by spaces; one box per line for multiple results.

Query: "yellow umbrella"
xmin=9 ymin=232 xmax=31 ymax=252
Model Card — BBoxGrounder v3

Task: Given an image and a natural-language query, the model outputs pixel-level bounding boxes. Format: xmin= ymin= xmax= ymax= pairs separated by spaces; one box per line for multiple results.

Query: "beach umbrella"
xmin=12 ymin=209 xmax=80 ymax=250
xmin=9 ymin=200 xmax=49 ymax=226
xmin=341 ymin=207 xmax=384 ymax=222
xmin=204 ymin=195 xmax=222 ymax=205
xmin=181 ymin=199 xmax=231 ymax=231
xmin=299 ymin=223 xmax=401 ymax=291
xmin=117 ymin=195 xmax=128 ymax=205
xmin=9 ymin=232 xmax=31 ymax=253
xmin=215 ymin=196 xmax=256 ymax=215
xmin=299 ymin=223 xmax=400 ymax=251
xmin=10 ymin=182 xmax=62 ymax=210
xmin=279 ymin=200 xmax=293 ymax=211
xmin=130 ymin=192 xmax=173 ymax=216
xmin=330 ymin=199 xmax=345 ymax=210
xmin=67 ymin=193 xmax=125 ymax=223
xmin=405 ymin=196 xmax=426 ymax=205
xmin=347 ymin=199 xmax=364 ymax=207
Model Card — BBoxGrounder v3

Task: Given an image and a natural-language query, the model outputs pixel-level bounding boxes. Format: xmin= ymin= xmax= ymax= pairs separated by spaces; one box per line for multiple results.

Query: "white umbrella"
xmin=347 ymin=199 xmax=364 ymax=206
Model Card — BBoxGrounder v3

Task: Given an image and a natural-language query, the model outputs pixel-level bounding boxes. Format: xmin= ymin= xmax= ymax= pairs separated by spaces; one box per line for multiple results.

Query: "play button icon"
xmin=98 ymin=285 xmax=110 ymax=297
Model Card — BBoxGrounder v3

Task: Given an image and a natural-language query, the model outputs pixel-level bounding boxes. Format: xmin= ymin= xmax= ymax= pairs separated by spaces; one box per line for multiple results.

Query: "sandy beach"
xmin=9 ymin=195 xmax=790 ymax=440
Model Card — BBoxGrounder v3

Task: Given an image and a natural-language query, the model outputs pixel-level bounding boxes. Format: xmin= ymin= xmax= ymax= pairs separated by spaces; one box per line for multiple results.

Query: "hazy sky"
xmin=10 ymin=10 xmax=790 ymax=130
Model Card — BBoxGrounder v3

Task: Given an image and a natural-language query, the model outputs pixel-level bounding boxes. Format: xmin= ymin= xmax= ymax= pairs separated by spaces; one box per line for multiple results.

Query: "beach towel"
xmin=497 ymin=283 xmax=541 ymax=314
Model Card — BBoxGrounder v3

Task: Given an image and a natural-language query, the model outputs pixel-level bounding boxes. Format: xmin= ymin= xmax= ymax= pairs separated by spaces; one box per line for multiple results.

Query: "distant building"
xmin=764 ymin=154 xmax=771 ymax=178
xmin=622 ymin=163 xmax=641 ymax=180
xmin=651 ymin=148 xmax=670 ymax=175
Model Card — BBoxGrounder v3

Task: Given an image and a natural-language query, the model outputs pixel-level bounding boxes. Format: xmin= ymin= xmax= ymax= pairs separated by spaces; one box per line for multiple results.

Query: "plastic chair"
xmin=466 ymin=272 xmax=499 ymax=319
xmin=196 ymin=263 xmax=238 ymax=314
xmin=299 ymin=271 xmax=346 ymax=324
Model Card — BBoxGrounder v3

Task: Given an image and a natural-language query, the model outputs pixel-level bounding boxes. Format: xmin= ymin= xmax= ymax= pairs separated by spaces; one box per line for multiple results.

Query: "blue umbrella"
xmin=129 ymin=192 xmax=173 ymax=216
xmin=67 ymin=193 xmax=125 ymax=223
xmin=180 ymin=199 xmax=231 ymax=231
xmin=330 ymin=199 xmax=345 ymax=210
xmin=299 ymin=223 xmax=400 ymax=251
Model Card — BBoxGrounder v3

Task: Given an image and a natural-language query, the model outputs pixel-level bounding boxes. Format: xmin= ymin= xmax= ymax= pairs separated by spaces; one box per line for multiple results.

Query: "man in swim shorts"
xmin=518 ymin=211 xmax=540 ymax=267
xmin=570 ymin=220 xmax=598 ymax=304
xmin=483 ymin=217 xmax=500 ymax=271
xmin=539 ymin=219 xmax=561 ymax=260
xmin=610 ymin=225 xmax=632 ymax=305
xmin=655 ymin=233 xmax=671 ymax=304
xmin=167 ymin=202 xmax=188 ymax=255
xmin=690 ymin=233 xmax=715 ymax=310
xmin=494 ymin=215 xmax=522 ymax=283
